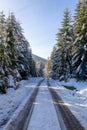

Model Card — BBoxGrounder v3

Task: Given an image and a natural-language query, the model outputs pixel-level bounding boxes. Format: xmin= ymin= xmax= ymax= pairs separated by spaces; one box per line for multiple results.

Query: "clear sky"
xmin=0 ymin=0 xmax=78 ymax=59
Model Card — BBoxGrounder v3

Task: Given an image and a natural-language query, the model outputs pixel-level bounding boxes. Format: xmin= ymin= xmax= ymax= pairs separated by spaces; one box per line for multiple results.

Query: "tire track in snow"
xmin=23 ymin=79 xmax=44 ymax=130
xmin=47 ymin=79 xmax=85 ymax=130
xmin=3 ymin=79 xmax=44 ymax=130
xmin=26 ymin=79 xmax=61 ymax=130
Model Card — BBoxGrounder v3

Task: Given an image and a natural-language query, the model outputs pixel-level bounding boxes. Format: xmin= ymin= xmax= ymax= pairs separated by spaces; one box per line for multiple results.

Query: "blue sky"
xmin=0 ymin=0 xmax=78 ymax=59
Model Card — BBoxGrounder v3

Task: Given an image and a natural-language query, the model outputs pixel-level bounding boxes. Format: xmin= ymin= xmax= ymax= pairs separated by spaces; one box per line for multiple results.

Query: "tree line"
xmin=0 ymin=12 xmax=37 ymax=93
xmin=47 ymin=0 xmax=87 ymax=81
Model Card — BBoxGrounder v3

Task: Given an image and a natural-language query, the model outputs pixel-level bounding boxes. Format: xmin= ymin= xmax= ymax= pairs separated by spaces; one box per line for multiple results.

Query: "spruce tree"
xmin=50 ymin=48 xmax=62 ymax=79
xmin=0 ymin=11 xmax=37 ymax=92
xmin=0 ymin=11 xmax=7 ymax=76
xmin=0 ymin=12 xmax=9 ymax=93
xmin=6 ymin=13 xmax=33 ymax=80
xmin=6 ymin=13 xmax=18 ymax=69
xmin=37 ymin=62 xmax=44 ymax=77
xmin=51 ymin=8 xmax=73 ymax=81
xmin=73 ymin=0 xmax=87 ymax=80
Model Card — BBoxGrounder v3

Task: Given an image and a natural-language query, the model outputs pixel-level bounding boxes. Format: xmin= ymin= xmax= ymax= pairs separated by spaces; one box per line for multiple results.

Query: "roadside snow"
xmin=27 ymin=80 xmax=61 ymax=130
xmin=49 ymin=78 xmax=87 ymax=130
xmin=0 ymin=77 xmax=42 ymax=130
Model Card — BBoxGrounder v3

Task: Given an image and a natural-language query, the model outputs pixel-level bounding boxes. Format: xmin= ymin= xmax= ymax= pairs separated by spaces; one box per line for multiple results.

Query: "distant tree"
xmin=37 ymin=62 xmax=44 ymax=77
xmin=46 ymin=57 xmax=52 ymax=77
xmin=31 ymin=60 xmax=37 ymax=77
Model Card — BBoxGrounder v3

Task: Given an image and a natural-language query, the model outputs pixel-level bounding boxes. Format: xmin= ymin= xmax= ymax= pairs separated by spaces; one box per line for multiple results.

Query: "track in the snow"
xmin=47 ymin=79 xmax=85 ymax=130
xmin=22 ymin=79 xmax=44 ymax=130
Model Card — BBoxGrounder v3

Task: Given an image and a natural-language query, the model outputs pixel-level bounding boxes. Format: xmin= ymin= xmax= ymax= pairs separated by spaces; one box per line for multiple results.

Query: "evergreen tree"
xmin=46 ymin=57 xmax=52 ymax=77
xmin=51 ymin=8 xmax=73 ymax=81
xmin=0 ymin=11 xmax=37 ymax=93
xmin=5 ymin=13 xmax=33 ymax=80
xmin=0 ymin=12 xmax=8 ymax=93
xmin=0 ymin=11 xmax=7 ymax=76
xmin=37 ymin=62 xmax=44 ymax=77
xmin=73 ymin=0 xmax=87 ymax=80
xmin=51 ymin=48 xmax=63 ymax=79
xmin=6 ymin=13 xmax=18 ymax=69
xmin=31 ymin=60 xmax=37 ymax=77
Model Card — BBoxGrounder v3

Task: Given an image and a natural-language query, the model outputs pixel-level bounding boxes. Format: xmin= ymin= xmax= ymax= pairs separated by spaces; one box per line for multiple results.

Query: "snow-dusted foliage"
xmin=72 ymin=0 xmax=87 ymax=80
xmin=36 ymin=62 xmax=44 ymax=77
xmin=0 ymin=12 xmax=36 ymax=93
xmin=50 ymin=0 xmax=87 ymax=81
xmin=50 ymin=9 xmax=74 ymax=81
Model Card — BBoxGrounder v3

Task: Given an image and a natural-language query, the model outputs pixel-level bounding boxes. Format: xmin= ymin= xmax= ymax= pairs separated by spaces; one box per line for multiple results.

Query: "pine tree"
xmin=50 ymin=48 xmax=62 ymax=79
xmin=5 ymin=13 xmax=33 ymax=80
xmin=73 ymin=0 xmax=87 ymax=80
xmin=31 ymin=60 xmax=37 ymax=77
xmin=46 ymin=57 xmax=52 ymax=77
xmin=47 ymin=45 xmax=57 ymax=77
xmin=37 ymin=62 xmax=44 ymax=77
xmin=0 ymin=11 xmax=7 ymax=76
xmin=50 ymin=8 xmax=73 ymax=81
xmin=0 ymin=11 xmax=37 ymax=93
xmin=6 ymin=13 xmax=18 ymax=69
xmin=0 ymin=12 xmax=9 ymax=93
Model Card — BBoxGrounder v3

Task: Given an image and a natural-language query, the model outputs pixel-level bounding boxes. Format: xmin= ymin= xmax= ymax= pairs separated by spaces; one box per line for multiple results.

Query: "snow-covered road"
xmin=1 ymin=77 xmax=87 ymax=130
xmin=27 ymin=79 xmax=61 ymax=130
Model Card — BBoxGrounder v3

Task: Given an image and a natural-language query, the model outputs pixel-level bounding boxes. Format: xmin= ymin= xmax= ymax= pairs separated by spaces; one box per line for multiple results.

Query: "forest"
xmin=0 ymin=12 xmax=45 ymax=93
xmin=47 ymin=0 xmax=87 ymax=81
xmin=1 ymin=0 xmax=87 ymax=94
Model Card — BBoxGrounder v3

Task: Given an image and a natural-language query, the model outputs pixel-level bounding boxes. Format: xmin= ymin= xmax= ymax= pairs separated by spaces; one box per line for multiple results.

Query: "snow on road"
xmin=27 ymin=79 xmax=61 ymax=130
xmin=49 ymin=78 xmax=87 ymax=130
xmin=1 ymin=77 xmax=87 ymax=130
xmin=0 ymin=77 xmax=43 ymax=130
